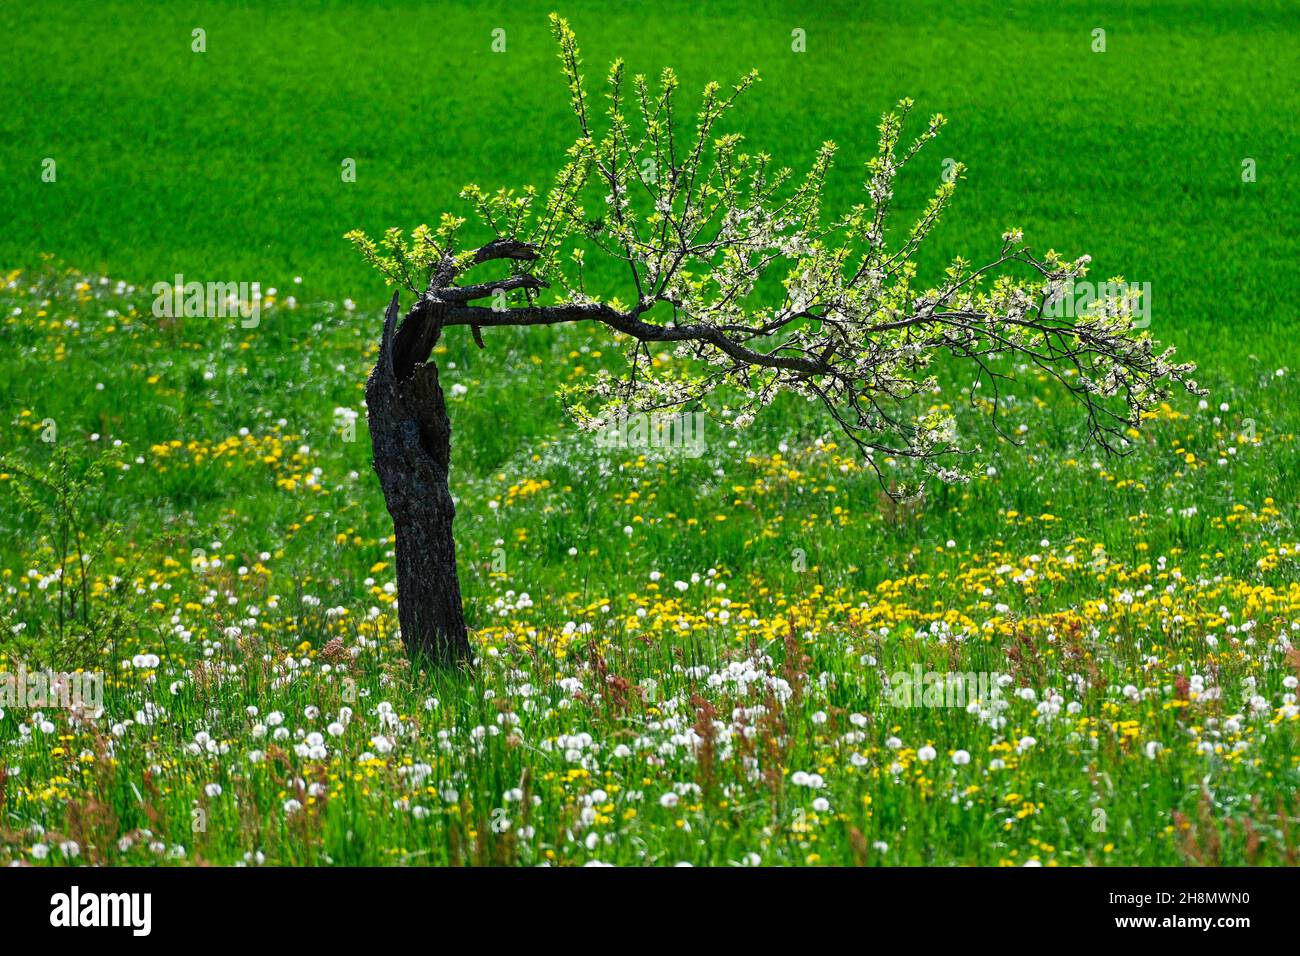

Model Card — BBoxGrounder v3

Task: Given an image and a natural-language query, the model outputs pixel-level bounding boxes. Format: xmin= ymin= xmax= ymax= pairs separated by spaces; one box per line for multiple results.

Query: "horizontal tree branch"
xmin=440 ymin=301 xmax=829 ymax=374
xmin=472 ymin=238 xmax=541 ymax=264
xmin=439 ymin=274 xmax=548 ymax=302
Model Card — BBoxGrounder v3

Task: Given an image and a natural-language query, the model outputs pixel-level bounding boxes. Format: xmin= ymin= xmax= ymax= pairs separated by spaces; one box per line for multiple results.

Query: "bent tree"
xmin=347 ymin=15 xmax=1201 ymax=667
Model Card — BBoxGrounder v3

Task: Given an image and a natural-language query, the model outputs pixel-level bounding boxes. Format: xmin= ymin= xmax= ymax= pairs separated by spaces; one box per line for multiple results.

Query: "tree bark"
xmin=366 ymin=292 xmax=472 ymax=667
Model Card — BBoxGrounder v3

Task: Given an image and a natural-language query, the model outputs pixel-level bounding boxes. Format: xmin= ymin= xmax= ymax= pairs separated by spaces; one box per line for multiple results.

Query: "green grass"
xmin=6 ymin=1 xmax=1296 ymax=327
xmin=1 ymin=0 xmax=1298 ymax=865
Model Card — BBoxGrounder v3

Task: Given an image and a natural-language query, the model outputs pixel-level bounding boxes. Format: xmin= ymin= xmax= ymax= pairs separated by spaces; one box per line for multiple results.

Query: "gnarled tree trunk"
xmin=366 ymin=292 xmax=471 ymax=667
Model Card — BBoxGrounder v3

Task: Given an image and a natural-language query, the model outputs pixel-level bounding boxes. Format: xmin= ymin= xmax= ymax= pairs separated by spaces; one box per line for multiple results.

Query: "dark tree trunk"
xmin=365 ymin=292 xmax=472 ymax=667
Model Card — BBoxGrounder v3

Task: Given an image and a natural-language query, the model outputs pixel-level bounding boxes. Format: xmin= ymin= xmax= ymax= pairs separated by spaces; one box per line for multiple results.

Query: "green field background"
xmin=3 ymin=0 xmax=1300 ymax=867
xmin=4 ymin=0 xmax=1296 ymax=362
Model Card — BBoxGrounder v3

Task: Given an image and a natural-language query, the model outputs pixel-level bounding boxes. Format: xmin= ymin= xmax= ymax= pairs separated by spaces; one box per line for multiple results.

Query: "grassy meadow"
xmin=1 ymin=1 xmax=1298 ymax=865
